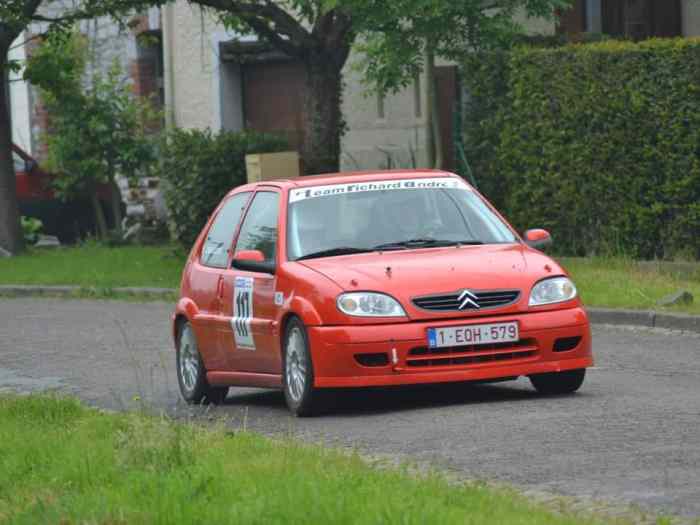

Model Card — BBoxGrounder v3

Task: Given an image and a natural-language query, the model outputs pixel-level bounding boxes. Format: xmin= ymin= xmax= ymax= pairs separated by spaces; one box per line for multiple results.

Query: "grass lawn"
xmin=559 ymin=257 xmax=700 ymax=315
xmin=0 ymin=395 xmax=616 ymax=525
xmin=0 ymin=244 xmax=185 ymax=290
xmin=0 ymin=245 xmax=699 ymax=315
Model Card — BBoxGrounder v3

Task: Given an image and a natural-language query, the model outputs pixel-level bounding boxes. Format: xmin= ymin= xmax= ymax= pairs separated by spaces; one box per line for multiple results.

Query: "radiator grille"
xmin=412 ymin=289 xmax=520 ymax=311
xmin=406 ymin=339 xmax=538 ymax=368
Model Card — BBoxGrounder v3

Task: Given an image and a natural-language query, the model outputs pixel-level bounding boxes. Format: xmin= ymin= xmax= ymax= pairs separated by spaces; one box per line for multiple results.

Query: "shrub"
xmin=462 ymin=38 xmax=700 ymax=259
xmin=21 ymin=216 xmax=43 ymax=245
xmin=158 ymin=129 xmax=288 ymax=247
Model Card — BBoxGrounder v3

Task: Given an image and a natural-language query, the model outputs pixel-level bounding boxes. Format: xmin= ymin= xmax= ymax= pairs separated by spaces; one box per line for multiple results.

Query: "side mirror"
xmin=523 ymin=229 xmax=553 ymax=250
xmin=232 ymin=250 xmax=276 ymax=274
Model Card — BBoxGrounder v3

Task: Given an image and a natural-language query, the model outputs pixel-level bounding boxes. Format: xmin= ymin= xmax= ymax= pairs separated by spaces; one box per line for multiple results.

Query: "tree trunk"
xmin=106 ymin=151 xmax=122 ymax=235
xmin=90 ymin=189 xmax=108 ymax=240
xmin=424 ymin=44 xmax=443 ymax=170
xmin=109 ymin=177 xmax=123 ymax=235
xmin=424 ymin=45 xmax=436 ymax=169
xmin=0 ymin=44 xmax=25 ymax=254
xmin=301 ymin=57 xmax=343 ymax=175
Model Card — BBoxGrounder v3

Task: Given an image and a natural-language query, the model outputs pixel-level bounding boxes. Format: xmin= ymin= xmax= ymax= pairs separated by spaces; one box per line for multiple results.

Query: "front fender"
xmin=287 ymin=294 xmax=323 ymax=326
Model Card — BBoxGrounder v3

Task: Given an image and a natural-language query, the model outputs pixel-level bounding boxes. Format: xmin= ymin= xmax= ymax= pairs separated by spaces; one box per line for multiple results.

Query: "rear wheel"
xmin=529 ymin=368 xmax=586 ymax=395
xmin=176 ymin=321 xmax=228 ymax=405
xmin=283 ymin=318 xmax=319 ymax=417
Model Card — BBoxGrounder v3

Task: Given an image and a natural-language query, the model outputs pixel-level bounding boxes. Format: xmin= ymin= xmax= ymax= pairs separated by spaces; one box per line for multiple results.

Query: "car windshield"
xmin=287 ymin=177 xmax=517 ymax=261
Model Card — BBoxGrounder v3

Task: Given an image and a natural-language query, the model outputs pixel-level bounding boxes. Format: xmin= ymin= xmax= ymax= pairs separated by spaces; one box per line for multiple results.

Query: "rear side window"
xmin=235 ymin=192 xmax=280 ymax=263
xmin=201 ymin=192 xmax=251 ymax=268
xmin=13 ymin=152 xmax=25 ymax=172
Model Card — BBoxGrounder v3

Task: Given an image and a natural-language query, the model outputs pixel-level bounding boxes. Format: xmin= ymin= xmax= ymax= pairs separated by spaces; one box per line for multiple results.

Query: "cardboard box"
xmin=245 ymin=151 xmax=301 ymax=183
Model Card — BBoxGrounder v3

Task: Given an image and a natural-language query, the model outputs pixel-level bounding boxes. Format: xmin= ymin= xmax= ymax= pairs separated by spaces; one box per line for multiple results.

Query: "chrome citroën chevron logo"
xmin=458 ymin=289 xmax=480 ymax=310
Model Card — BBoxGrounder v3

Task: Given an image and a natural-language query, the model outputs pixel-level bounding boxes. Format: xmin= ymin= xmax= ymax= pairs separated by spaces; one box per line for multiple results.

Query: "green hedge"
xmin=158 ymin=129 xmax=288 ymax=247
xmin=463 ymin=38 xmax=700 ymax=259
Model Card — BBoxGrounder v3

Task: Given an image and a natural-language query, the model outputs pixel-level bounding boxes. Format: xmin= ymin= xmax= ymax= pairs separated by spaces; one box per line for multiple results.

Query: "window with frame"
xmin=201 ymin=192 xmax=251 ymax=268
xmin=558 ymin=0 xmax=681 ymax=39
xmin=13 ymin=152 xmax=25 ymax=172
xmin=235 ymin=192 xmax=280 ymax=263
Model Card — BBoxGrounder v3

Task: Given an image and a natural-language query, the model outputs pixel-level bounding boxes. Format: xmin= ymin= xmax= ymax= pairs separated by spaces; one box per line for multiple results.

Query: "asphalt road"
xmin=1 ymin=298 xmax=699 ymax=518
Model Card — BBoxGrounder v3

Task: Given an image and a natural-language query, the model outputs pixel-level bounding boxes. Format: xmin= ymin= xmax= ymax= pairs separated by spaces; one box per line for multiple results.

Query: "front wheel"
xmin=283 ymin=318 xmax=319 ymax=417
xmin=529 ymin=368 xmax=586 ymax=395
xmin=176 ymin=321 xmax=229 ymax=405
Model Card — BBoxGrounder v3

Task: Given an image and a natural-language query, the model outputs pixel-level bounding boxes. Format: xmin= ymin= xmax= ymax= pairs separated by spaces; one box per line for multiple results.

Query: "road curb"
xmin=586 ymin=307 xmax=700 ymax=334
xmin=1 ymin=285 xmax=699 ymax=334
xmin=0 ymin=284 xmax=176 ymax=299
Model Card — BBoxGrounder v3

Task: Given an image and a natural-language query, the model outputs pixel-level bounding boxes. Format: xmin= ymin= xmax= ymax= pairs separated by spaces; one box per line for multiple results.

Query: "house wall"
xmin=340 ymin=9 xmax=555 ymax=172
xmin=14 ymin=7 xmax=163 ymax=160
xmin=340 ymin=65 xmax=429 ymax=171
xmin=162 ymin=0 xmax=241 ymax=131
xmin=8 ymin=34 xmax=32 ymax=153
xmin=682 ymin=0 xmax=700 ymax=35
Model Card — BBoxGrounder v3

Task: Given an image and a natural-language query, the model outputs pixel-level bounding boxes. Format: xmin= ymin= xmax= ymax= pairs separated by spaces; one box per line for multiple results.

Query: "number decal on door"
xmin=232 ymin=276 xmax=255 ymax=350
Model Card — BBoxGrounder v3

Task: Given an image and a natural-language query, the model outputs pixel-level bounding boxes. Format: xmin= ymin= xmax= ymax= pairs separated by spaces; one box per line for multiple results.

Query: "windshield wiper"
xmin=295 ymin=247 xmax=374 ymax=261
xmin=373 ymin=238 xmax=484 ymax=250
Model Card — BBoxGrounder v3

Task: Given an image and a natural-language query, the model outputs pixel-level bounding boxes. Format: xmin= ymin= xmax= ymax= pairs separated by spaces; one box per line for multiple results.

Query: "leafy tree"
xmin=0 ymin=0 xmax=160 ymax=253
xmin=188 ymin=0 xmax=571 ymax=178
xmin=189 ymin=0 xmax=355 ymax=176
xmin=342 ymin=0 xmax=573 ymax=168
xmin=25 ymin=29 xmax=159 ymax=239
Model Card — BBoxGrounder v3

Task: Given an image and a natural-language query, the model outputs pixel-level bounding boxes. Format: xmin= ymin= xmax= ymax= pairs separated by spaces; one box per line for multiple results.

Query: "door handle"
xmin=216 ymin=275 xmax=225 ymax=299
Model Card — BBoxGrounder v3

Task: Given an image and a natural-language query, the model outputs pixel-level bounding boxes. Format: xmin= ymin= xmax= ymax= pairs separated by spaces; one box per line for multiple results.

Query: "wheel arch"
xmin=173 ymin=297 xmax=200 ymax=348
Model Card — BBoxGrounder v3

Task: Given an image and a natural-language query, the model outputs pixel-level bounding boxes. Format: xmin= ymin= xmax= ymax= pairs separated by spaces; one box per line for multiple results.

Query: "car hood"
xmin=298 ymin=244 xmax=565 ymax=320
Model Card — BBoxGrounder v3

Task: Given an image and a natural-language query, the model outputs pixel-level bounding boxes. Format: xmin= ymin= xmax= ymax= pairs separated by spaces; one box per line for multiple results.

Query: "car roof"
xmin=229 ymin=169 xmax=463 ymax=195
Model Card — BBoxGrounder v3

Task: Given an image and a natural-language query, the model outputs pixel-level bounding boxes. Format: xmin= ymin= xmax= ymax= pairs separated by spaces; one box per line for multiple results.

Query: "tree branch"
xmin=189 ymin=0 xmax=313 ymax=55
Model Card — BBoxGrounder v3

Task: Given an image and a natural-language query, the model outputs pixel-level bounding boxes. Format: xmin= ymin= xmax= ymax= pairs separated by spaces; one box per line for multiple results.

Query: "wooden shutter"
xmin=602 ymin=0 xmax=681 ymax=38
xmin=557 ymin=0 xmax=587 ymax=34
xmin=601 ymin=0 xmax=625 ymax=36
xmin=650 ymin=0 xmax=682 ymax=37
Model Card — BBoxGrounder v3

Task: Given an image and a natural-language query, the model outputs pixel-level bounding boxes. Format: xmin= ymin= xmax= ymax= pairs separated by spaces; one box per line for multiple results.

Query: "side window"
xmin=201 ymin=192 xmax=251 ymax=268
xmin=235 ymin=192 xmax=280 ymax=263
xmin=13 ymin=152 xmax=25 ymax=172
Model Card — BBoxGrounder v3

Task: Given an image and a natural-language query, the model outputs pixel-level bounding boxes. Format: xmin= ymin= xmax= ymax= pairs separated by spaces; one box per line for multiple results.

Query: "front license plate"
xmin=428 ymin=322 xmax=519 ymax=348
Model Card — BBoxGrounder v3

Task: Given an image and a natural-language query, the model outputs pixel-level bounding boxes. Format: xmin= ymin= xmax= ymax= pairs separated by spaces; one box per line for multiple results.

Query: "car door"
xmin=219 ymin=190 xmax=281 ymax=374
xmin=189 ymin=191 xmax=252 ymax=371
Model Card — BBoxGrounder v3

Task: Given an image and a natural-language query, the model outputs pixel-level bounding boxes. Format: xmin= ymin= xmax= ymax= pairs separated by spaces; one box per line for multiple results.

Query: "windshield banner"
xmin=289 ymin=177 xmax=469 ymax=203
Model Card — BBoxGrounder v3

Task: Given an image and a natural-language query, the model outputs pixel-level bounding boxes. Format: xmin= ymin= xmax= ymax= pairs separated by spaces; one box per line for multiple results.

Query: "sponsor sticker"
xmin=288 ymin=177 xmax=469 ymax=203
xmin=274 ymin=291 xmax=284 ymax=306
xmin=232 ymin=276 xmax=255 ymax=350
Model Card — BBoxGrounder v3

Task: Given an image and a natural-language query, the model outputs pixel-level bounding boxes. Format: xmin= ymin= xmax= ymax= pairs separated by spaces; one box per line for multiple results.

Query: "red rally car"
xmin=173 ymin=170 xmax=593 ymax=416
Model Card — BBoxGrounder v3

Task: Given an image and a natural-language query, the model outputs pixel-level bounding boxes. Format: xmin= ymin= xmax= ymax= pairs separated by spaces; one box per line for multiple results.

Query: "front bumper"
xmin=308 ymin=307 xmax=592 ymax=388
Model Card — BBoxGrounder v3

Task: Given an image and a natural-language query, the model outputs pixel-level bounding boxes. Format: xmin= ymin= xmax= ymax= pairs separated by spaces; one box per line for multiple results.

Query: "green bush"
xmin=21 ymin=216 xmax=43 ymax=245
xmin=462 ymin=38 xmax=700 ymax=259
xmin=158 ymin=129 xmax=288 ymax=247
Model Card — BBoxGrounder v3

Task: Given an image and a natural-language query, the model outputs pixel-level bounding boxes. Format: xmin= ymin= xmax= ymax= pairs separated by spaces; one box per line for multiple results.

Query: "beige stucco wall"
xmin=515 ymin=10 xmax=557 ymax=35
xmin=340 ymin=63 xmax=429 ymax=171
xmin=682 ymin=0 xmax=700 ymax=36
xmin=340 ymin=11 xmax=554 ymax=172
xmin=163 ymin=0 xmax=231 ymax=130
xmin=9 ymin=34 xmax=32 ymax=153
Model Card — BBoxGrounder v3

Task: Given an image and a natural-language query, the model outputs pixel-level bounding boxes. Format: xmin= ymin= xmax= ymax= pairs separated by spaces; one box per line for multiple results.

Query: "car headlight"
xmin=529 ymin=277 xmax=577 ymax=306
xmin=337 ymin=292 xmax=406 ymax=317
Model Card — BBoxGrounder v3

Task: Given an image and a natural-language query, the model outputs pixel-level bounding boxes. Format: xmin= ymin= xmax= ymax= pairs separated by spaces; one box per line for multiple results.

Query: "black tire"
xmin=282 ymin=317 xmax=320 ymax=417
xmin=176 ymin=321 xmax=229 ymax=405
xmin=529 ymin=368 xmax=586 ymax=395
